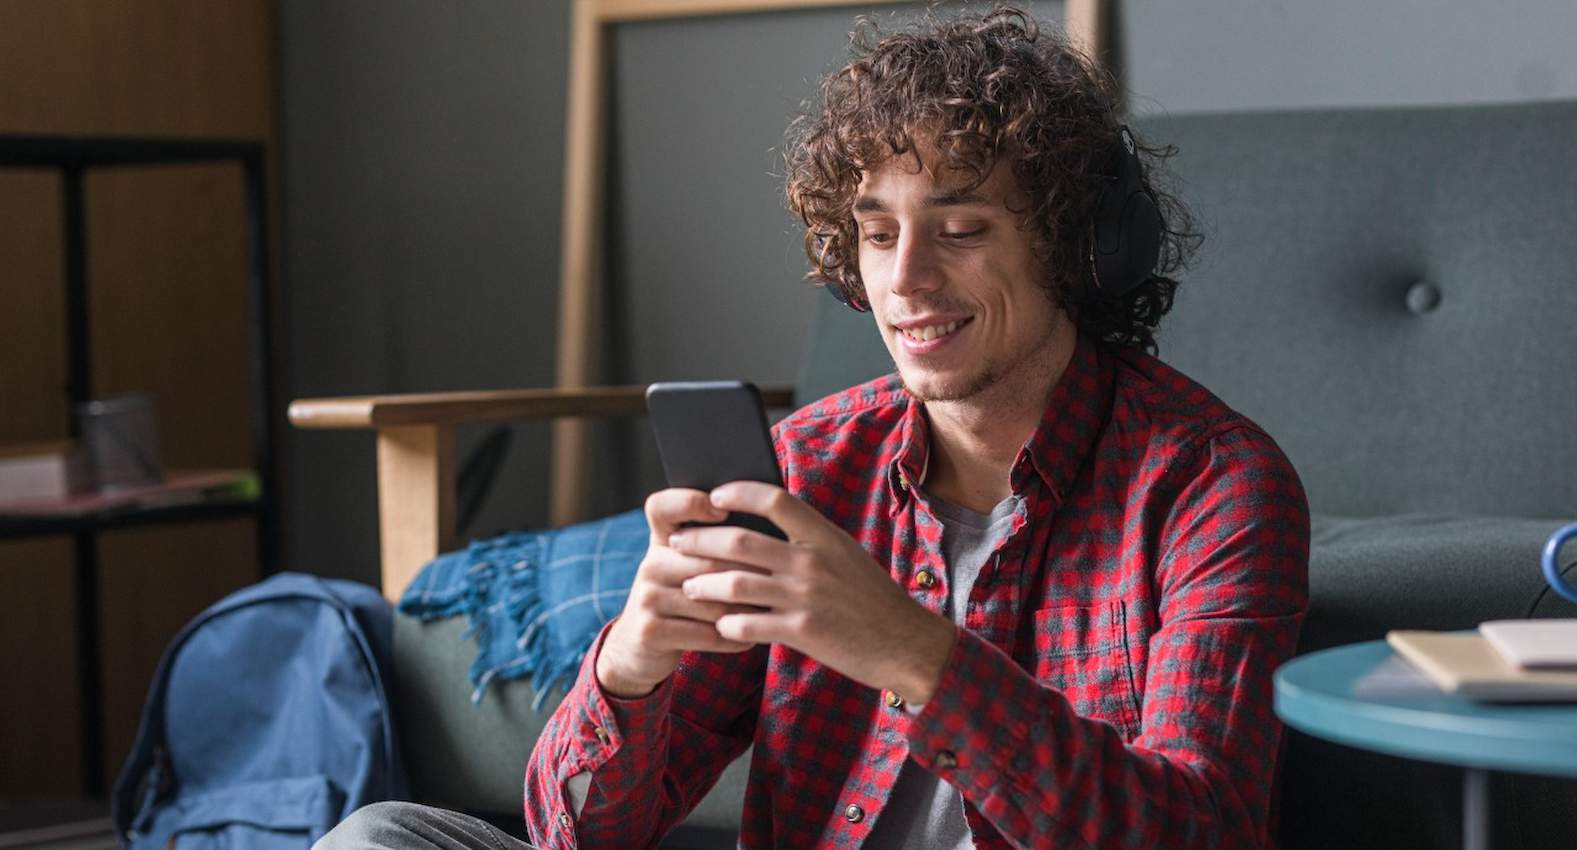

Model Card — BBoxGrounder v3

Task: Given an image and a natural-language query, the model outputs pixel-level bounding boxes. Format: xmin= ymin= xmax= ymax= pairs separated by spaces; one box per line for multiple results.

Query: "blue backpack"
xmin=112 ymin=572 xmax=408 ymax=849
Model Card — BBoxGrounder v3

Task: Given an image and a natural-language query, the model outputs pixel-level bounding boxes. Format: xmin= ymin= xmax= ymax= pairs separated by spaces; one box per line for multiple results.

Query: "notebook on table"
xmin=1386 ymin=630 xmax=1577 ymax=702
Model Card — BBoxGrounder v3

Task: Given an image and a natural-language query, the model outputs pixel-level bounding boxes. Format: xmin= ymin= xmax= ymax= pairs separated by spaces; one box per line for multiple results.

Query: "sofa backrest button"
xmin=1405 ymin=280 xmax=1442 ymax=315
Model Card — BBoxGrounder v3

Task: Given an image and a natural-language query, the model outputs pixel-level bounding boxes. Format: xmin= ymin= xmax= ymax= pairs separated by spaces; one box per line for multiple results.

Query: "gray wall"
xmin=1123 ymin=0 xmax=1577 ymax=114
xmin=278 ymin=0 xmax=1577 ymax=585
xmin=280 ymin=0 xmax=571 ymax=583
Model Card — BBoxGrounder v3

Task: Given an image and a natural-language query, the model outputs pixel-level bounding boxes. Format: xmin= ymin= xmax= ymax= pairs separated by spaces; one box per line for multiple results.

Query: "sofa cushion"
xmin=1302 ymin=513 xmax=1577 ymax=651
xmin=390 ymin=615 xmax=750 ymax=834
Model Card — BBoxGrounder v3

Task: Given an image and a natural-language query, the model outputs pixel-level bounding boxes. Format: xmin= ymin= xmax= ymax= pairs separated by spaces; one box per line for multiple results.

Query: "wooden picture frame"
xmin=550 ymin=0 xmax=1105 ymax=525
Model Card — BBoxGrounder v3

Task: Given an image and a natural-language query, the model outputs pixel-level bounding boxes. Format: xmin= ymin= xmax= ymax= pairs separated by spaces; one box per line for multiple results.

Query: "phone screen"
xmin=646 ymin=381 xmax=787 ymax=540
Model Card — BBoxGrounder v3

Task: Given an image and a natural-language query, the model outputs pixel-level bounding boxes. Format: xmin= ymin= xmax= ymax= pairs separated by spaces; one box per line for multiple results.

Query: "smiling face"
xmin=854 ymin=146 xmax=1071 ymax=405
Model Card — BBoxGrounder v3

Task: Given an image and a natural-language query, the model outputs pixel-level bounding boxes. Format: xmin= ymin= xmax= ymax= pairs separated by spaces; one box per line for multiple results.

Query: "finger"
xmin=707 ymin=481 xmax=827 ymax=541
xmin=667 ymin=524 xmax=793 ymax=573
xmin=642 ymin=548 xmax=771 ymax=587
xmin=681 ymin=570 xmax=784 ymax=608
xmin=644 ymin=488 xmax=728 ymax=541
xmin=713 ymin=610 xmax=794 ymax=646
xmin=648 ymin=617 xmax=759 ymax=654
xmin=648 ymin=585 xmax=764 ymax=623
xmin=641 ymin=548 xmax=723 ymax=586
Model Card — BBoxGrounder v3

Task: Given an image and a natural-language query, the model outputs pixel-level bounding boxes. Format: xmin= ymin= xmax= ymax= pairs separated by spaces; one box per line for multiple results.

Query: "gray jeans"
xmin=313 ymin=802 xmax=540 ymax=850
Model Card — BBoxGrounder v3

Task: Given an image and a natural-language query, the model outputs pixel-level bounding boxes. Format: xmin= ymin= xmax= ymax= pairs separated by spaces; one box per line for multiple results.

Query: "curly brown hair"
xmin=783 ymin=4 xmax=1197 ymax=354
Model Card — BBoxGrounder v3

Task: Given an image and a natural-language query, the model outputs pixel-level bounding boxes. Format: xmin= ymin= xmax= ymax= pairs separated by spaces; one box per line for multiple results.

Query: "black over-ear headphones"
xmin=1089 ymin=126 xmax=1162 ymax=301
xmin=823 ymin=124 xmax=1162 ymax=311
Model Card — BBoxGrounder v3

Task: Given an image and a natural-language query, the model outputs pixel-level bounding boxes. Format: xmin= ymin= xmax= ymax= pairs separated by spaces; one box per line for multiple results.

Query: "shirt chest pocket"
xmin=1029 ymin=602 xmax=1143 ymax=740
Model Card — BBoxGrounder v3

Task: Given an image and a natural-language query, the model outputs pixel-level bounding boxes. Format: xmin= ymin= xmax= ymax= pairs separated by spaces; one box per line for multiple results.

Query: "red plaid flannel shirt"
xmin=524 ymin=332 xmax=1310 ymax=849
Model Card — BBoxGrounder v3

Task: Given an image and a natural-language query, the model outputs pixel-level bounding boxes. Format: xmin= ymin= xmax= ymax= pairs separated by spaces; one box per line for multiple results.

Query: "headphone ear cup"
xmin=1089 ymin=126 xmax=1163 ymax=300
xmin=1119 ymin=191 xmax=1162 ymax=292
xmin=1092 ymin=192 xmax=1161 ymax=299
xmin=1093 ymin=179 xmax=1127 ymax=257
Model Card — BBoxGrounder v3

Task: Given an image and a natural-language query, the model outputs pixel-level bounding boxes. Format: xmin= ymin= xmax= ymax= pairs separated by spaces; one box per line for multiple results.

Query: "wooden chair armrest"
xmin=289 ymin=382 xmax=795 ymax=600
xmin=288 ymin=384 xmax=795 ymax=429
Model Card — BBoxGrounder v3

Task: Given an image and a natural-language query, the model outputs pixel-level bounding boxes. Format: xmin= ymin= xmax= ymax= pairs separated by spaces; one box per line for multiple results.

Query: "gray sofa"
xmin=390 ymin=100 xmax=1577 ymax=848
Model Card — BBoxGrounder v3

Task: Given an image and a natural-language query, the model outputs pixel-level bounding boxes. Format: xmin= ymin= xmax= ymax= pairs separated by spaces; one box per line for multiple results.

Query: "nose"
xmin=889 ymin=230 xmax=943 ymax=298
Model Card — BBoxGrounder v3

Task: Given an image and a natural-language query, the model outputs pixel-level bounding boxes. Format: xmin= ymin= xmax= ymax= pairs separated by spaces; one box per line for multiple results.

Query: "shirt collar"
xmin=888 ymin=401 xmax=931 ymax=511
xmin=887 ymin=329 xmax=1113 ymax=513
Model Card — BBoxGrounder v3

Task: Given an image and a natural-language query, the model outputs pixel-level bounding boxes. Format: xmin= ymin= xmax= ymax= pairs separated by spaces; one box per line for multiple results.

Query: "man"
xmin=320 ymin=6 xmax=1308 ymax=849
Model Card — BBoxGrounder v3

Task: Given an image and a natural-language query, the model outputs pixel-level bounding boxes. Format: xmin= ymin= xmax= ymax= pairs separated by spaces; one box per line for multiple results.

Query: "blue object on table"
xmin=398 ymin=509 xmax=649 ymax=708
xmin=1275 ymin=639 xmax=1577 ymax=850
xmin=1543 ymin=523 xmax=1577 ymax=605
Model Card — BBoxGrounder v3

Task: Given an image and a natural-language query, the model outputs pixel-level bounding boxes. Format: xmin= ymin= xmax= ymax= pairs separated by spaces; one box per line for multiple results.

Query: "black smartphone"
xmin=646 ymin=381 xmax=788 ymax=540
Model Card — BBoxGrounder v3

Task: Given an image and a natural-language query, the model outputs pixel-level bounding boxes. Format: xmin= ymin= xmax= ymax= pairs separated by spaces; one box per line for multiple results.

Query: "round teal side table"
xmin=1275 ymin=639 xmax=1577 ymax=850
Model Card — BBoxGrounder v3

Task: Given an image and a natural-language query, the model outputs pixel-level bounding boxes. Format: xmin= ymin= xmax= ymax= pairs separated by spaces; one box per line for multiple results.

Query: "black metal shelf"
xmin=0 ymin=498 xmax=262 ymax=541
xmin=1 ymin=134 xmax=277 ymax=800
xmin=0 ymin=135 xmax=263 ymax=167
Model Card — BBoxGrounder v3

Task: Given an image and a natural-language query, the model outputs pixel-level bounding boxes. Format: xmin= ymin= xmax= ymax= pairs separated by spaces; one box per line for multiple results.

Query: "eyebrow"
xmin=852 ymin=190 xmax=992 ymax=214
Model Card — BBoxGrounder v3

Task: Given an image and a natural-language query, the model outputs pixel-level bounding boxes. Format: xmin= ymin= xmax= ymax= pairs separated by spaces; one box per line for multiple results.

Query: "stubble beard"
xmin=899 ymin=362 xmax=1000 ymax=403
xmin=897 ymin=320 xmax=1062 ymax=407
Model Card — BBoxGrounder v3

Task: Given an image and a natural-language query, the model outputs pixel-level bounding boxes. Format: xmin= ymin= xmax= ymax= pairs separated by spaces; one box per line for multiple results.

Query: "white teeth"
xmin=900 ymin=319 xmax=966 ymax=342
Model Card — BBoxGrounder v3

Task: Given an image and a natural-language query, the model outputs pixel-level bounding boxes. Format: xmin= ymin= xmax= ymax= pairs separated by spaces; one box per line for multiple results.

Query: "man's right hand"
xmin=595 ymin=488 xmax=763 ymax=698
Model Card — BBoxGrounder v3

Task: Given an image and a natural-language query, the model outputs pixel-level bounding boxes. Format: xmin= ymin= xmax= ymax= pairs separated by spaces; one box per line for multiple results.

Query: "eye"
xmin=862 ymin=230 xmax=896 ymax=246
xmin=941 ymin=226 xmax=986 ymax=241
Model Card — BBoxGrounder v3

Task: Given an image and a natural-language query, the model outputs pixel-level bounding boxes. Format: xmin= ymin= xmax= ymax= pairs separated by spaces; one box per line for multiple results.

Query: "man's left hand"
xmin=669 ymin=481 xmax=956 ymax=704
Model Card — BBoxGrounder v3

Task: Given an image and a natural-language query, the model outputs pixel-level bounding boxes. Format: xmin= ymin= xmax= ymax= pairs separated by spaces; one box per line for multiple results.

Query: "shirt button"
xmin=844 ymin=804 xmax=865 ymax=823
xmin=935 ymin=750 xmax=958 ymax=770
xmin=593 ymin=726 xmax=609 ymax=744
xmin=915 ymin=570 xmax=936 ymax=589
xmin=884 ymin=691 xmax=904 ymax=709
xmin=558 ymin=812 xmax=572 ymax=829
xmin=898 ymin=472 xmax=910 ymax=491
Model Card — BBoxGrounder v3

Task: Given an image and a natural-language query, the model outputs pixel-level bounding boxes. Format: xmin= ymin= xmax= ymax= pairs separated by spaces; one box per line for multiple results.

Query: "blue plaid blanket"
xmin=397 ymin=509 xmax=648 ymax=709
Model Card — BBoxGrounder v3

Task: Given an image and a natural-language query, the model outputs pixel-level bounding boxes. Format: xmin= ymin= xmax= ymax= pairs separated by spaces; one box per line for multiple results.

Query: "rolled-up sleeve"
xmin=523 ymin=620 xmax=767 ymax=849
